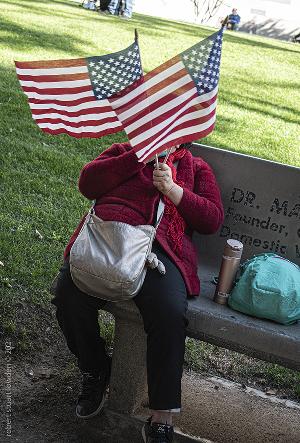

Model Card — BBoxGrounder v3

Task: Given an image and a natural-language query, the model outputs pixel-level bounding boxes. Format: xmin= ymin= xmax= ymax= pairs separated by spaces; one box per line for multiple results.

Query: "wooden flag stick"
xmin=155 ymin=154 xmax=159 ymax=169
xmin=163 ymin=147 xmax=172 ymax=164
xmin=134 ymin=28 xmax=138 ymax=42
xmin=222 ymin=15 xmax=229 ymax=28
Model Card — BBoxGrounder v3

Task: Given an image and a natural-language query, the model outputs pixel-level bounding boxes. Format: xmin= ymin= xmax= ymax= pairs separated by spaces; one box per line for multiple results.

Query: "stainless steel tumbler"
xmin=214 ymin=239 xmax=243 ymax=305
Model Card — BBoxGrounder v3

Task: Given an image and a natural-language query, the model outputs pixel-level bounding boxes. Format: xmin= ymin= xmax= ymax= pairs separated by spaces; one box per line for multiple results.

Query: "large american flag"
xmin=110 ymin=27 xmax=224 ymax=163
xmin=16 ymin=29 xmax=224 ymax=161
xmin=15 ymin=41 xmax=143 ymax=138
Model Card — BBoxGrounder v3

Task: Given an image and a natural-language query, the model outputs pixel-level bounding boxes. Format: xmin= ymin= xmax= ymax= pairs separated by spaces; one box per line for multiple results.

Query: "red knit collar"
xmin=158 ymin=147 xmax=187 ymax=254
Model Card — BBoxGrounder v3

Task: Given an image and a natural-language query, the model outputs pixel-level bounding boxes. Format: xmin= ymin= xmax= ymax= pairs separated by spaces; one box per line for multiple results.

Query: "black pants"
xmin=51 ymin=242 xmax=188 ymax=410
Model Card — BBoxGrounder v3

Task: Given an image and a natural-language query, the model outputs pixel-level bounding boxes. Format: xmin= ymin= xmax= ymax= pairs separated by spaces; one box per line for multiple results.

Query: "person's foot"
xmin=142 ymin=417 xmax=174 ymax=442
xmin=75 ymin=360 xmax=111 ymax=419
xmin=120 ymin=14 xmax=131 ymax=20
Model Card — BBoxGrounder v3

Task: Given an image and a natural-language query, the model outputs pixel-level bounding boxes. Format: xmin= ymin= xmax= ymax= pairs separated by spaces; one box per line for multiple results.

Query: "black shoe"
xmin=75 ymin=362 xmax=111 ymax=419
xmin=142 ymin=417 xmax=174 ymax=442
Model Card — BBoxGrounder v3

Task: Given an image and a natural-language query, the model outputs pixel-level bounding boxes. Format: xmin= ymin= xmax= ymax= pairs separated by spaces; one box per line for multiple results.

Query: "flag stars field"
xmin=181 ymin=31 xmax=222 ymax=97
xmin=87 ymin=43 xmax=142 ymax=100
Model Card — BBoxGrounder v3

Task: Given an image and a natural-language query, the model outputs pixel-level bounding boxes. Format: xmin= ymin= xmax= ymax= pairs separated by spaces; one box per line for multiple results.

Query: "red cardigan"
xmin=64 ymin=143 xmax=224 ymax=296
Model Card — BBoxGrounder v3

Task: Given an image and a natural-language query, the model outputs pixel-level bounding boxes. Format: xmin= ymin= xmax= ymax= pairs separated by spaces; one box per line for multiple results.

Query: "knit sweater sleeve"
xmin=78 ymin=143 xmax=145 ymax=200
xmin=176 ymin=159 xmax=224 ymax=234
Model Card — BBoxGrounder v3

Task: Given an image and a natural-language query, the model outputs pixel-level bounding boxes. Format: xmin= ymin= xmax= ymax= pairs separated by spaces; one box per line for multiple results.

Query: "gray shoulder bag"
xmin=69 ymin=201 xmax=165 ymax=302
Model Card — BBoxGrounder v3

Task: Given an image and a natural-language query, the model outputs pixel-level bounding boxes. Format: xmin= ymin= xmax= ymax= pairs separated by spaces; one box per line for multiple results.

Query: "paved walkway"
xmin=137 ymin=370 xmax=300 ymax=443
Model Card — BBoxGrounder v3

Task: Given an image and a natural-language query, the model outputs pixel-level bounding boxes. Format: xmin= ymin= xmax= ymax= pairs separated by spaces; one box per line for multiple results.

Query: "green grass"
xmin=0 ymin=0 xmax=300 ymax=399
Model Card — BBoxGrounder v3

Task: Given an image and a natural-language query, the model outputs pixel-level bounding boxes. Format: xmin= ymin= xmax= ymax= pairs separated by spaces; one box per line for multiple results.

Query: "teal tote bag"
xmin=228 ymin=253 xmax=300 ymax=325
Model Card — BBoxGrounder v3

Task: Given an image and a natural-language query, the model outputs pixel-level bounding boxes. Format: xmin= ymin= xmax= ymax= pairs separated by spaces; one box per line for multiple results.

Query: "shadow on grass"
xmin=6 ymin=0 xmax=92 ymax=21
xmin=220 ymin=89 xmax=300 ymax=126
xmin=5 ymin=0 xmax=213 ymax=41
xmin=4 ymin=0 xmax=300 ymax=61
xmin=115 ymin=13 xmax=300 ymax=56
xmin=0 ymin=17 xmax=85 ymax=56
xmin=95 ymin=8 xmax=300 ymax=55
xmin=240 ymin=18 xmax=300 ymax=42
xmin=223 ymin=29 xmax=300 ymax=55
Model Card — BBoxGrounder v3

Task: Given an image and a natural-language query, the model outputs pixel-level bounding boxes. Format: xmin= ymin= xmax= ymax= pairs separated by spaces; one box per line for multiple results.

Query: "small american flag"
xmin=110 ymin=28 xmax=224 ymax=162
xmin=15 ymin=41 xmax=143 ymax=138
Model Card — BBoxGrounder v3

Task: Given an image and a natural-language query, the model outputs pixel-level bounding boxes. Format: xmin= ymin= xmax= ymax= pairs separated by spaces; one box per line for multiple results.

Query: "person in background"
xmin=101 ymin=0 xmax=133 ymax=19
xmin=227 ymin=8 xmax=241 ymax=31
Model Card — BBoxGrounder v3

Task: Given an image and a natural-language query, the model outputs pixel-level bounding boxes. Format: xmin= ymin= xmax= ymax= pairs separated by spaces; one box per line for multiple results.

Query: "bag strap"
xmin=89 ymin=160 xmax=178 ymax=228
xmin=155 ymin=200 xmax=165 ymax=228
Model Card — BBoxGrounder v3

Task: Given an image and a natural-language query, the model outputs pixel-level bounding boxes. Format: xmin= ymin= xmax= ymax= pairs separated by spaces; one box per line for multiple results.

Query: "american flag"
xmin=110 ymin=28 xmax=224 ymax=163
xmin=15 ymin=41 xmax=143 ymax=138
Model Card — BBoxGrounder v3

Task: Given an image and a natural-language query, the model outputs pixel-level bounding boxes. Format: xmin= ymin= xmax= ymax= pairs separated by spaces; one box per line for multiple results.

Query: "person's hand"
xmin=153 ymin=158 xmax=184 ymax=205
xmin=153 ymin=163 xmax=175 ymax=195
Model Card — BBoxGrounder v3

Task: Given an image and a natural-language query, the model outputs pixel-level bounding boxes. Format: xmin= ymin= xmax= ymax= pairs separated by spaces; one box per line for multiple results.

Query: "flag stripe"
xmin=16 ymin=65 xmax=88 ymax=76
xmin=140 ymin=122 xmax=216 ymax=163
xmin=125 ymin=85 xmax=218 ymax=149
xmin=117 ymin=73 xmax=192 ymax=121
xmin=142 ymin=53 xmax=180 ymax=82
xmin=132 ymin=106 xmax=216 ymax=157
xmin=138 ymin=118 xmax=216 ymax=163
xmin=25 ymin=90 xmax=94 ymax=101
xmin=111 ymin=67 xmax=188 ymax=120
xmin=33 ymin=111 xmax=117 ymax=123
xmin=148 ymin=114 xmax=216 ymax=156
xmin=127 ymin=95 xmax=217 ymax=140
xmin=146 ymin=108 xmax=216 ymax=154
xmin=134 ymin=101 xmax=216 ymax=156
xmin=41 ymin=125 xmax=122 ymax=139
xmin=34 ymin=116 xmax=120 ymax=128
xmin=19 ymin=79 xmax=91 ymax=89
xmin=120 ymin=83 xmax=217 ymax=132
xmin=31 ymin=106 xmax=114 ymax=117
xmin=17 ymin=72 xmax=89 ymax=82
xmin=15 ymin=59 xmax=87 ymax=69
xmin=22 ymin=85 xmax=92 ymax=96
xmin=110 ymin=58 xmax=182 ymax=109
xmin=30 ymin=99 xmax=111 ymax=112
xmin=37 ymin=121 xmax=122 ymax=133
xmin=125 ymin=88 xmax=198 ymax=137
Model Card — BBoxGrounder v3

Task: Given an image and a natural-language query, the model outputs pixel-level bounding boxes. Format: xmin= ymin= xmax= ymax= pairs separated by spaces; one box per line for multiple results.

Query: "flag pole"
xmin=155 ymin=154 xmax=159 ymax=169
xmin=221 ymin=15 xmax=229 ymax=28
xmin=134 ymin=28 xmax=138 ymax=42
xmin=163 ymin=148 xmax=172 ymax=164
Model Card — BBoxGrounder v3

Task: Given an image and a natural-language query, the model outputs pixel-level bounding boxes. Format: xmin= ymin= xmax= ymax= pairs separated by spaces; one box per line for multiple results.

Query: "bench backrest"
xmin=191 ymin=143 xmax=300 ymax=268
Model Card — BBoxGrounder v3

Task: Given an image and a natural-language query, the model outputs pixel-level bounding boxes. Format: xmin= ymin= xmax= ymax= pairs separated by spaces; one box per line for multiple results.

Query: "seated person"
xmin=227 ymin=8 xmax=241 ymax=31
xmin=101 ymin=0 xmax=133 ymax=19
xmin=51 ymin=142 xmax=224 ymax=442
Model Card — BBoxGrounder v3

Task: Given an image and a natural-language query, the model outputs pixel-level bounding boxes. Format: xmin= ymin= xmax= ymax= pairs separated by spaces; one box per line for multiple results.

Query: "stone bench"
xmin=105 ymin=143 xmax=300 ymax=415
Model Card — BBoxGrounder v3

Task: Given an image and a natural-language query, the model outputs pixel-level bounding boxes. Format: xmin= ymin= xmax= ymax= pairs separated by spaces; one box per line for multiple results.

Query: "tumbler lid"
xmin=227 ymin=239 xmax=243 ymax=251
xmin=223 ymin=239 xmax=243 ymax=258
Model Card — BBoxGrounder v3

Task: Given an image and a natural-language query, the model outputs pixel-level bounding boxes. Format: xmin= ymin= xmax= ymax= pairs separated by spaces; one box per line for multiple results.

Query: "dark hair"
xmin=180 ymin=142 xmax=192 ymax=149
